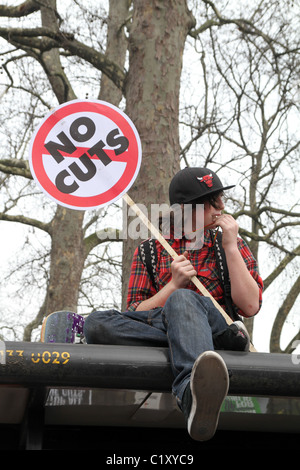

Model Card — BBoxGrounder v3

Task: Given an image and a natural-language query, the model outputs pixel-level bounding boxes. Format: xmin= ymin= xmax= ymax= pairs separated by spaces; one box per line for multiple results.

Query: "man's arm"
xmin=136 ymin=251 xmax=196 ymax=311
xmin=215 ymin=215 xmax=260 ymax=317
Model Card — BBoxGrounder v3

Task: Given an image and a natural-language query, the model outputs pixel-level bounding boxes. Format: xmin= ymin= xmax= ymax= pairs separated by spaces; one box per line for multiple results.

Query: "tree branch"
xmin=239 ymin=227 xmax=299 ymax=256
xmin=234 ymin=206 xmax=300 ymax=220
xmin=0 ymin=212 xmax=51 ymax=233
xmin=0 ymin=159 xmax=32 ymax=179
xmin=83 ymin=228 xmax=122 ymax=258
xmin=0 ymin=0 xmax=40 ymax=18
xmin=0 ymin=26 xmax=127 ymax=91
xmin=189 ymin=0 xmax=293 ymax=75
xmin=263 ymin=244 xmax=300 ymax=290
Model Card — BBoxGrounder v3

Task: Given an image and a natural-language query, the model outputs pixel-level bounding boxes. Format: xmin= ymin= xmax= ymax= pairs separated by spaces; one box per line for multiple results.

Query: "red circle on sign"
xmin=29 ymin=100 xmax=142 ymax=210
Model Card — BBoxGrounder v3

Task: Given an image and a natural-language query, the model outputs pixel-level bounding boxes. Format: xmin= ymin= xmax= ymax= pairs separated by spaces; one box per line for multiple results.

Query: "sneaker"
xmin=213 ymin=320 xmax=250 ymax=351
xmin=182 ymin=350 xmax=229 ymax=441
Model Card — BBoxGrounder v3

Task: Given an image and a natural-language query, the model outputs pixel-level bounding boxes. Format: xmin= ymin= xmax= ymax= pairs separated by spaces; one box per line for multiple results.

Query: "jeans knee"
xmin=163 ymin=289 xmax=198 ymax=323
xmin=163 ymin=289 xmax=213 ymax=326
xmin=83 ymin=310 xmax=98 ymax=342
xmin=166 ymin=288 xmax=196 ymax=305
xmin=165 ymin=288 xmax=206 ymax=311
xmin=83 ymin=309 xmax=118 ymax=344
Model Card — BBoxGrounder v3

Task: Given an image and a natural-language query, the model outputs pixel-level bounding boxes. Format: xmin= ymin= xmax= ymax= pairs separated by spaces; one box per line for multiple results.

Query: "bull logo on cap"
xmin=197 ymin=173 xmax=213 ymax=187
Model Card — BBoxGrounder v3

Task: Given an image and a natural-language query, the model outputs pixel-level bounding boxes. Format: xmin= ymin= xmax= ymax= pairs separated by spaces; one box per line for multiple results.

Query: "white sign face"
xmin=29 ymin=100 xmax=142 ymax=210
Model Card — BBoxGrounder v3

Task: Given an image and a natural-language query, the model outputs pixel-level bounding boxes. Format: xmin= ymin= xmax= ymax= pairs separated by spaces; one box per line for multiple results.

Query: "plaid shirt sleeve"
xmin=235 ymin=237 xmax=264 ymax=317
xmin=126 ymin=247 xmax=158 ymax=311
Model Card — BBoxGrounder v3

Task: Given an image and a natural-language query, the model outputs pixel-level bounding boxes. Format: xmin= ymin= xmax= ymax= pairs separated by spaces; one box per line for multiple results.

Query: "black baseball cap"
xmin=169 ymin=167 xmax=235 ymax=205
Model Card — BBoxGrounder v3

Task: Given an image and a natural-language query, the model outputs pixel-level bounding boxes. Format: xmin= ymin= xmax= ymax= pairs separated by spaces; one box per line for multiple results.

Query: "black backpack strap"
xmin=138 ymin=238 xmax=159 ymax=291
xmin=213 ymin=231 xmax=241 ymax=322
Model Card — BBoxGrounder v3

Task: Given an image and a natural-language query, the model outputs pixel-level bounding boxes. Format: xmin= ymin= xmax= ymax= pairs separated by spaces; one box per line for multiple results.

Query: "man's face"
xmin=190 ymin=192 xmax=225 ymax=232
xmin=172 ymin=192 xmax=226 ymax=247
xmin=203 ymin=193 xmax=225 ymax=228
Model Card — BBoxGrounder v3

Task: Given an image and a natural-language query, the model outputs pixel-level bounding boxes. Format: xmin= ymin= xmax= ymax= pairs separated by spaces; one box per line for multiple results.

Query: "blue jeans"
xmin=83 ymin=289 xmax=228 ymax=406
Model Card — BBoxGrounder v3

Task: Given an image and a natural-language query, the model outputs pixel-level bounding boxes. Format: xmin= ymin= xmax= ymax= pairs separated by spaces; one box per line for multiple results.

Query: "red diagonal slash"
xmin=44 ymin=146 xmax=128 ymax=162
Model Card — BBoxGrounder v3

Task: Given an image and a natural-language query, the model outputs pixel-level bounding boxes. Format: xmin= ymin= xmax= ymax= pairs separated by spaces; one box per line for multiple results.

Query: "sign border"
xmin=29 ymin=99 xmax=142 ymax=210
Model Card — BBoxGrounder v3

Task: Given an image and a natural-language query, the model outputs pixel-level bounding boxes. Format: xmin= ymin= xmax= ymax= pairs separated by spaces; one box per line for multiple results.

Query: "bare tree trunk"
xmin=40 ymin=0 xmax=76 ymax=104
xmin=47 ymin=206 xmax=85 ymax=312
xmin=121 ymin=0 xmax=195 ymax=308
xmin=98 ymin=0 xmax=129 ymax=106
xmin=22 ymin=206 xmax=85 ymax=342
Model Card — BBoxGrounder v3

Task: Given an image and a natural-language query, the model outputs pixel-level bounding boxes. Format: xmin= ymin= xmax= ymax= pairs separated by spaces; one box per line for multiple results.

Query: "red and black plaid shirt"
xmin=127 ymin=230 xmax=263 ymax=317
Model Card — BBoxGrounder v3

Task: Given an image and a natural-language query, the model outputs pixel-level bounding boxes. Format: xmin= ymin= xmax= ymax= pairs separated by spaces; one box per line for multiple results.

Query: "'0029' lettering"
xmin=5 ymin=349 xmax=71 ymax=365
xmin=31 ymin=350 xmax=70 ymax=364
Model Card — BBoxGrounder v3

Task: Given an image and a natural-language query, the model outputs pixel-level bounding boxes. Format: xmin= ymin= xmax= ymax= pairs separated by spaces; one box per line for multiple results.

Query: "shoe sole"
xmin=187 ymin=351 xmax=229 ymax=441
